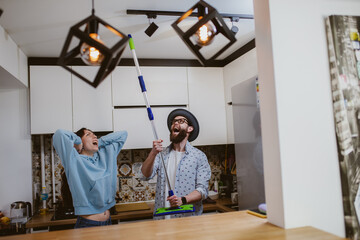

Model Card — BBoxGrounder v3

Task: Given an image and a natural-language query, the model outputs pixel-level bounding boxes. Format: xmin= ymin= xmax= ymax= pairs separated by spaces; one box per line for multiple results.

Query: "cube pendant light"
xmin=58 ymin=12 xmax=129 ymax=88
xmin=171 ymin=0 xmax=236 ymax=66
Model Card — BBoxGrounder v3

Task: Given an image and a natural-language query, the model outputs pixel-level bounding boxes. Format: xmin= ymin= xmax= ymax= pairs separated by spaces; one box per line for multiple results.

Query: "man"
xmin=140 ymin=109 xmax=211 ymax=219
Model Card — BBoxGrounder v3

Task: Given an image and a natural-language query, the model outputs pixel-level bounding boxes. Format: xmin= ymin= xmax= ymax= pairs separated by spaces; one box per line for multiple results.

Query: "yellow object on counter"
xmin=246 ymin=209 xmax=267 ymax=218
xmin=0 ymin=216 xmax=10 ymax=225
xmin=40 ymin=208 xmax=48 ymax=215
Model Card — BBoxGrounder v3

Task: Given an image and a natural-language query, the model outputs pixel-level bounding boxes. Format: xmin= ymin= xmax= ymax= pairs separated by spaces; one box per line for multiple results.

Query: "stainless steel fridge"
xmin=232 ymin=76 xmax=265 ymax=210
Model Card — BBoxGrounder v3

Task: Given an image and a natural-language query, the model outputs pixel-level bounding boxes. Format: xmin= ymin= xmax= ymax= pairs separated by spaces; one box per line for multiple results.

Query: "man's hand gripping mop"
xmin=128 ymin=35 xmax=195 ymax=217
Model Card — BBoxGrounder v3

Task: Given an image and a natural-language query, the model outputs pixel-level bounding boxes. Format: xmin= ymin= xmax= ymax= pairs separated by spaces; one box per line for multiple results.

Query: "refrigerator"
xmin=231 ymin=76 xmax=265 ymax=210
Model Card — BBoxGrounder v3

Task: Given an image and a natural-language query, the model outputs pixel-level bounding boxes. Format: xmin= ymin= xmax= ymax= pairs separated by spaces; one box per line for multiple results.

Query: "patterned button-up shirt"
xmin=139 ymin=141 xmax=211 ymax=219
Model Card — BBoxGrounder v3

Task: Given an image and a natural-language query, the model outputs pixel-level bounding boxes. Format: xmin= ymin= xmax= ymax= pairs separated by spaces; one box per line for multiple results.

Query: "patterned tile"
xmin=133 ymin=177 xmax=147 ymax=190
xmin=117 ymin=150 xmax=131 ymax=163
xmin=132 ymin=162 xmax=143 ymax=178
xmin=119 ymin=163 xmax=132 ymax=177
xmin=134 ymin=190 xmax=146 ymax=202
xmin=145 ymin=185 xmax=156 ymax=201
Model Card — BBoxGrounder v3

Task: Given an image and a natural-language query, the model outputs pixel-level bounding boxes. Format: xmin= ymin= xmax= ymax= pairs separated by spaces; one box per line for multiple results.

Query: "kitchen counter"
xmin=26 ymin=198 xmax=235 ymax=229
xmin=2 ymin=211 xmax=345 ymax=240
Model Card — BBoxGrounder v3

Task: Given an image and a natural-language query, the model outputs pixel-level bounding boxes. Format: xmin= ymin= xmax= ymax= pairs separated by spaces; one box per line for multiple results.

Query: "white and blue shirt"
xmin=140 ymin=141 xmax=211 ymax=219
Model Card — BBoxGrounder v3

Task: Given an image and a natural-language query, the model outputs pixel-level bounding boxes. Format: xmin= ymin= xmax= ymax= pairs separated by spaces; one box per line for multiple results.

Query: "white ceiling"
xmin=0 ymin=0 xmax=255 ymax=60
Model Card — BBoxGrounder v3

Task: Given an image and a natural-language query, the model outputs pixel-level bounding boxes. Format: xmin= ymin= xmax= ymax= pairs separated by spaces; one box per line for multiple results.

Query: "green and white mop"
xmin=128 ymin=35 xmax=194 ymax=216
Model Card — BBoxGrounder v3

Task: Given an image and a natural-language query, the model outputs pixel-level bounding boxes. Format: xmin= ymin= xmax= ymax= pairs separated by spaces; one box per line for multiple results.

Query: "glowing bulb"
xmin=80 ymin=33 xmax=105 ymax=66
xmin=193 ymin=22 xmax=217 ymax=46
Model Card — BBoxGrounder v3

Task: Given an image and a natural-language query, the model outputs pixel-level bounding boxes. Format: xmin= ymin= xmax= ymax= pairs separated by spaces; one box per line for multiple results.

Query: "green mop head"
xmin=154 ymin=204 xmax=195 ymax=216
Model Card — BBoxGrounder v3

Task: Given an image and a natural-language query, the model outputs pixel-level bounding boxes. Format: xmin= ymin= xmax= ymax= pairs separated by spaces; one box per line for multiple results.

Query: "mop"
xmin=128 ymin=35 xmax=195 ymax=216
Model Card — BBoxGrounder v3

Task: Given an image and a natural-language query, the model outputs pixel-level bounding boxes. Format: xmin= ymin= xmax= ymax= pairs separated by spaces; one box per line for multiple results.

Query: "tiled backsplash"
xmin=31 ymin=134 xmax=235 ymax=212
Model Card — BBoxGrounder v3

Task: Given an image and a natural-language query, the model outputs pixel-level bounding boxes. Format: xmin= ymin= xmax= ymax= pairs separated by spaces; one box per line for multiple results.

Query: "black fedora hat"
xmin=167 ymin=109 xmax=199 ymax=142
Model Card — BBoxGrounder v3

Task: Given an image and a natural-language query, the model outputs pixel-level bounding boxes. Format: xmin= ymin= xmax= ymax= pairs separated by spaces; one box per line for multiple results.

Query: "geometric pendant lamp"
xmin=171 ymin=0 xmax=236 ymax=66
xmin=58 ymin=5 xmax=129 ymax=88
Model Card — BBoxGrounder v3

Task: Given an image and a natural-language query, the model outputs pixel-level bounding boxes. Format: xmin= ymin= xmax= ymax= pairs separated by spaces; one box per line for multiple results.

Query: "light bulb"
xmin=80 ymin=33 xmax=105 ymax=66
xmin=193 ymin=22 xmax=217 ymax=46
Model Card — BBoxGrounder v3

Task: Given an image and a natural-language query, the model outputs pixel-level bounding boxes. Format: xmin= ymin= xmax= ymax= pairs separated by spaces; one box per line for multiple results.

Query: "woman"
xmin=53 ymin=128 xmax=127 ymax=228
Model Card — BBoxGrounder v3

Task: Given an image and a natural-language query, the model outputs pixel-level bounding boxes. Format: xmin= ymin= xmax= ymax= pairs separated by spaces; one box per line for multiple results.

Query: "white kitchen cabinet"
xmin=112 ymin=67 xmax=188 ymax=106
xmin=113 ymin=107 xmax=186 ymax=149
xmin=72 ymin=66 xmax=113 ymax=132
xmin=30 ymin=66 xmax=72 ymax=134
xmin=187 ymin=67 xmax=227 ymax=145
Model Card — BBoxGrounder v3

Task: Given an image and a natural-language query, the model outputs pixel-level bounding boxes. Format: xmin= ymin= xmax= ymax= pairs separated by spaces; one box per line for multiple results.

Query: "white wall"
xmin=0 ymin=86 xmax=32 ymax=216
xmin=253 ymin=0 xmax=360 ymax=237
xmin=223 ymin=48 xmax=258 ymax=143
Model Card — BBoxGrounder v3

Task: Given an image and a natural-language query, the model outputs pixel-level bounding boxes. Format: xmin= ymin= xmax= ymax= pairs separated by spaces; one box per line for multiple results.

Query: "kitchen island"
xmin=1 ymin=210 xmax=345 ymax=240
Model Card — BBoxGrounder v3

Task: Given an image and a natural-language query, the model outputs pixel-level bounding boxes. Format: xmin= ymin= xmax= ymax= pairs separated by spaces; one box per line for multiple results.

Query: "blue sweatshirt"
xmin=52 ymin=129 xmax=127 ymax=215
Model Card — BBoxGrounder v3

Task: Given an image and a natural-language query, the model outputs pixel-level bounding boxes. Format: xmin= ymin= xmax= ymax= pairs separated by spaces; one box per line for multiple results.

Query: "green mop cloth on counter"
xmin=154 ymin=204 xmax=195 ymax=216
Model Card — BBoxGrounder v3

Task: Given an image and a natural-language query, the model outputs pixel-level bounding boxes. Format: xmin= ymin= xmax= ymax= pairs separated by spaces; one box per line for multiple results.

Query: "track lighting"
xmin=58 ymin=0 xmax=129 ymax=88
xmin=126 ymin=7 xmax=253 ymax=66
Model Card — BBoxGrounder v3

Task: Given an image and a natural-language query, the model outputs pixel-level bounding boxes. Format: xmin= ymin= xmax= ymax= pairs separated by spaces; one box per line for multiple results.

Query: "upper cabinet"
xmin=30 ymin=66 xmax=72 ymax=134
xmin=112 ymin=67 xmax=188 ymax=106
xmin=72 ymin=66 xmax=113 ymax=132
xmin=0 ymin=25 xmax=28 ymax=87
xmin=29 ymin=65 xmax=228 ymax=147
xmin=187 ymin=67 xmax=227 ymax=145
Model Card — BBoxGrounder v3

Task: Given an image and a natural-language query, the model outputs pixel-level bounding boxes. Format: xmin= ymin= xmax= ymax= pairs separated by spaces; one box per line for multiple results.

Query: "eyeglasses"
xmin=172 ymin=118 xmax=188 ymax=125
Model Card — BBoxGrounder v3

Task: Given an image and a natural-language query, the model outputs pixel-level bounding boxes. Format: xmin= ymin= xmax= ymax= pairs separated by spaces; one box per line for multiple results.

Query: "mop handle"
xmin=128 ymin=35 xmax=174 ymax=197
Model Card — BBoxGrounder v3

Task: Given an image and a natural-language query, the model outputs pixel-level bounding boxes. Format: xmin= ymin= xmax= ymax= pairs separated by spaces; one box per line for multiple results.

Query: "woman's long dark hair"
xmin=60 ymin=128 xmax=89 ymax=210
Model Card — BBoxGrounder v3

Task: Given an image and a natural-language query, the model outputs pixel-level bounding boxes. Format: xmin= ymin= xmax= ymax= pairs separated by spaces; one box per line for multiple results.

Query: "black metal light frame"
xmin=58 ymin=12 xmax=129 ymax=88
xmin=171 ymin=0 xmax=237 ymax=66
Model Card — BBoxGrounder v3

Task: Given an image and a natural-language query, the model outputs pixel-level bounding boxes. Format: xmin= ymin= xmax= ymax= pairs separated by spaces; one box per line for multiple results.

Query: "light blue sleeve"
xmin=195 ymin=153 xmax=211 ymax=200
xmin=98 ymin=131 xmax=128 ymax=155
xmin=52 ymin=129 xmax=82 ymax=170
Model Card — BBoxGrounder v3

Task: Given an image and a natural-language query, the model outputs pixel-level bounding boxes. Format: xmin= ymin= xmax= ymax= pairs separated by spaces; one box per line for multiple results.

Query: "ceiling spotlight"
xmin=58 ymin=0 xmax=129 ymax=88
xmin=145 ymin=14 xmax=159 ymax=37
xmin=145 ymin=22 xmax=159 ymax=37
xmin=231 ymin=25 xmax=239 ymax=35
xmin=230 ymin=17 xmax=239 ymax=35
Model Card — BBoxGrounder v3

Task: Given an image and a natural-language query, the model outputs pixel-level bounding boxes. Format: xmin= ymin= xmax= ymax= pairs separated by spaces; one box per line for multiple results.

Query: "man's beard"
xmin=170 ymin=128 xmax=187 ymax=144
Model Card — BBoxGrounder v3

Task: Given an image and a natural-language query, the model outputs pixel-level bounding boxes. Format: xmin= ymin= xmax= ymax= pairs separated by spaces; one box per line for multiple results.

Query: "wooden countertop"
xmin=26 ymin=199 xmax=235 ymax=228
xmin=3 ymin=211 xmax=345 ymax=240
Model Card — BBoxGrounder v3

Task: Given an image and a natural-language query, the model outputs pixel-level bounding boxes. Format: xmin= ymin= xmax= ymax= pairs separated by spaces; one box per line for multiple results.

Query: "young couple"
xmin=53 ymin=109 xmax=211 ymax=228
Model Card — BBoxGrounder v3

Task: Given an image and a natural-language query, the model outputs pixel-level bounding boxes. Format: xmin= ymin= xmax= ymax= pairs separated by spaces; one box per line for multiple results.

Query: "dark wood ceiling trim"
xmin=28 ymin=39 xmax=255 ymax=67
xmin=28 ymin=57 xmax=204 ymax=67
xmin=220 ymin=38 xmax=256 ymax=67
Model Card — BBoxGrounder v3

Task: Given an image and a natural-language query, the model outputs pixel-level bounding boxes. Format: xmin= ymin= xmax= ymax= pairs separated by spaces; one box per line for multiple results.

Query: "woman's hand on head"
xmin=74 ymin=143 xmax=83 ymax=154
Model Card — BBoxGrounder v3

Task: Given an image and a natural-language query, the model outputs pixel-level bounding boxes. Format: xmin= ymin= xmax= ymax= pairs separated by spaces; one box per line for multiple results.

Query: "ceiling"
xmin=0 ymin=0 xmax=255 ymax=61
